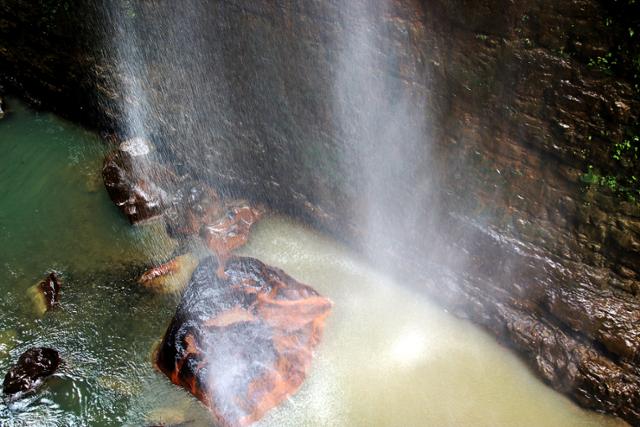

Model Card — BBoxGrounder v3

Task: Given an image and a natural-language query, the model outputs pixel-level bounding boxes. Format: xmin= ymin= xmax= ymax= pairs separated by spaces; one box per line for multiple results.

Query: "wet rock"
xmin=138 ymin=253 xmax=199 ymax=294
xmin=28 ymin=272 xmax=61 ymax=315
xmin=0 ymin=96 xmax=5 ymax=119
xmin=156 ymin=256 xmax=332 ymax=427
xmin=201 ymin=203 xmax=263 ymax=276
xmin=102 ymin=138 xmax=171 ymax=224
xmin=165 ymin=184 xmax=223 ymax=238
xmin=2 ymin=347 xmax=60 ymax=399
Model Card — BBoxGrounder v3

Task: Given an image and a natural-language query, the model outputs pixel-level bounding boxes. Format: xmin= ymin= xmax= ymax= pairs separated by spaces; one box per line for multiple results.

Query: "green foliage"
xmin=582 ymin=130 xmax=640 ymax=203
xmin=588 ymin=52 xmax=616 ymax=75
xmin=612 ymin=135 xmax=639 ymax=161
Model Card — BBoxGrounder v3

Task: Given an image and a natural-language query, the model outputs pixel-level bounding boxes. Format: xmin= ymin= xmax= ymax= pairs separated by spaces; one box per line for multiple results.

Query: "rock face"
xmin=3 ymin=347 xmax=60 ymax=399
xmin=2 ymin=0 xmax=640 ymax=423
xmin=156 ymin=256 xmax=332 ymax=427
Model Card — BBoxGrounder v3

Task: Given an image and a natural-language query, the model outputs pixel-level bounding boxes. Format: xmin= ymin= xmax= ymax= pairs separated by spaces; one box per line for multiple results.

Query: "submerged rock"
xmin=156 ymin=256 xmax=332 ymax=427
xmin=102 ymin=138 xmax=171 ymax=224
xmin=145 ymin=407 xmax=196 ymax=427
xmin=0 ymin=330 xmax=17 ymax=360
xmin=138 ymin=253 xmax=199 ymax=294
xmin=3 ymin=347 xmax=60 ymax=399
xmin=28 ymin=272 xmax=61 ymax=315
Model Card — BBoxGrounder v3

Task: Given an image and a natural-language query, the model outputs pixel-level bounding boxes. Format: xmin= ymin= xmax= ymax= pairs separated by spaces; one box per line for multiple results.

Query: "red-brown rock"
xmin=155 ymin=256 xmax=331 ymax=427
xmin=165 ymin=184 xmax=223 ymax=238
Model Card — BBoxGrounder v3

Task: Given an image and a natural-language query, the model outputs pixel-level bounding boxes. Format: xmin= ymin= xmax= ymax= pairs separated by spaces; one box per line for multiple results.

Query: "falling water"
xmin=332 ymin=0 xmax=437 ymax=271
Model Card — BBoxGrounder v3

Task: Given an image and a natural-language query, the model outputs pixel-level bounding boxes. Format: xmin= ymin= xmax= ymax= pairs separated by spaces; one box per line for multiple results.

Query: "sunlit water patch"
xmin=0 ymin=101 xmax=625 ymax=426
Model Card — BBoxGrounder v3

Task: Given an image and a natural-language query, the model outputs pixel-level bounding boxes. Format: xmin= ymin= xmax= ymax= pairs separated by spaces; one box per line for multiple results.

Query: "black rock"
xmin=3 ymin=347 xmax=60 ymax=398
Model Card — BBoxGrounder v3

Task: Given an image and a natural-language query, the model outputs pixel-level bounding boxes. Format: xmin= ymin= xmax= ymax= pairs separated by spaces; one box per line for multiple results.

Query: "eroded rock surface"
xmin=156 ymin=256 xmax=332 ymax=427
xmin=2 ymin=347 xmax=60 ymax=399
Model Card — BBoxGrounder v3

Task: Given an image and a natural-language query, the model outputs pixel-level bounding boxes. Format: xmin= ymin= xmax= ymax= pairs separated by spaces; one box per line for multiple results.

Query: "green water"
xmin=0 ymin=100 xmax=626 ymax=426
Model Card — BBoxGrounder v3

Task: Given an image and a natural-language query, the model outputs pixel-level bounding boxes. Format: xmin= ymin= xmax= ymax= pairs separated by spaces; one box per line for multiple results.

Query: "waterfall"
xmin=332 ymin=1 xmax=438 ymax=272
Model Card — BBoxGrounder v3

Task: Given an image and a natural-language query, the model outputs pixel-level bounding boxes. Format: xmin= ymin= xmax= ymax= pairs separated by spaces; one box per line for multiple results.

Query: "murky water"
xmin=0 ymin=101 xmax=625 ymax=426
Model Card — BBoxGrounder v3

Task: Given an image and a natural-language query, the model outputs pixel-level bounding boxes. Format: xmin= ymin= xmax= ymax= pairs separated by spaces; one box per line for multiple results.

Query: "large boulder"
xmin=156 ymin=256 xmax=332 ymax=427
xmin=3 ymin=347 xmax=60 ymax=400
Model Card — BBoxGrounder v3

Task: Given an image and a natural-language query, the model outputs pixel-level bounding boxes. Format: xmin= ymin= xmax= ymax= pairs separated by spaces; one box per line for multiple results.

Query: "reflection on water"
xmin=0 ymin=101 xmax=625 ymax=426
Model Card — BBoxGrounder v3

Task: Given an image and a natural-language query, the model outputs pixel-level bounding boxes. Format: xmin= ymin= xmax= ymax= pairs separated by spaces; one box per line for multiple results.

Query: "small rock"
xmin=3 ymin=347 xmax=60 ymax=399
xmin=28 ymin=272 xmax=61 ymax=316
xmin=165 ymin=184 xmax=222 ymax=238
xmin=138 ymin=253 xmax=199 ymax=294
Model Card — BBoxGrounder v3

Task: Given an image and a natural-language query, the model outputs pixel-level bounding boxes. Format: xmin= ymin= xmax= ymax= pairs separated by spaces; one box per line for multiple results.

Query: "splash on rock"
xmin=165 ymin=184 xmax=223 ymax=238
